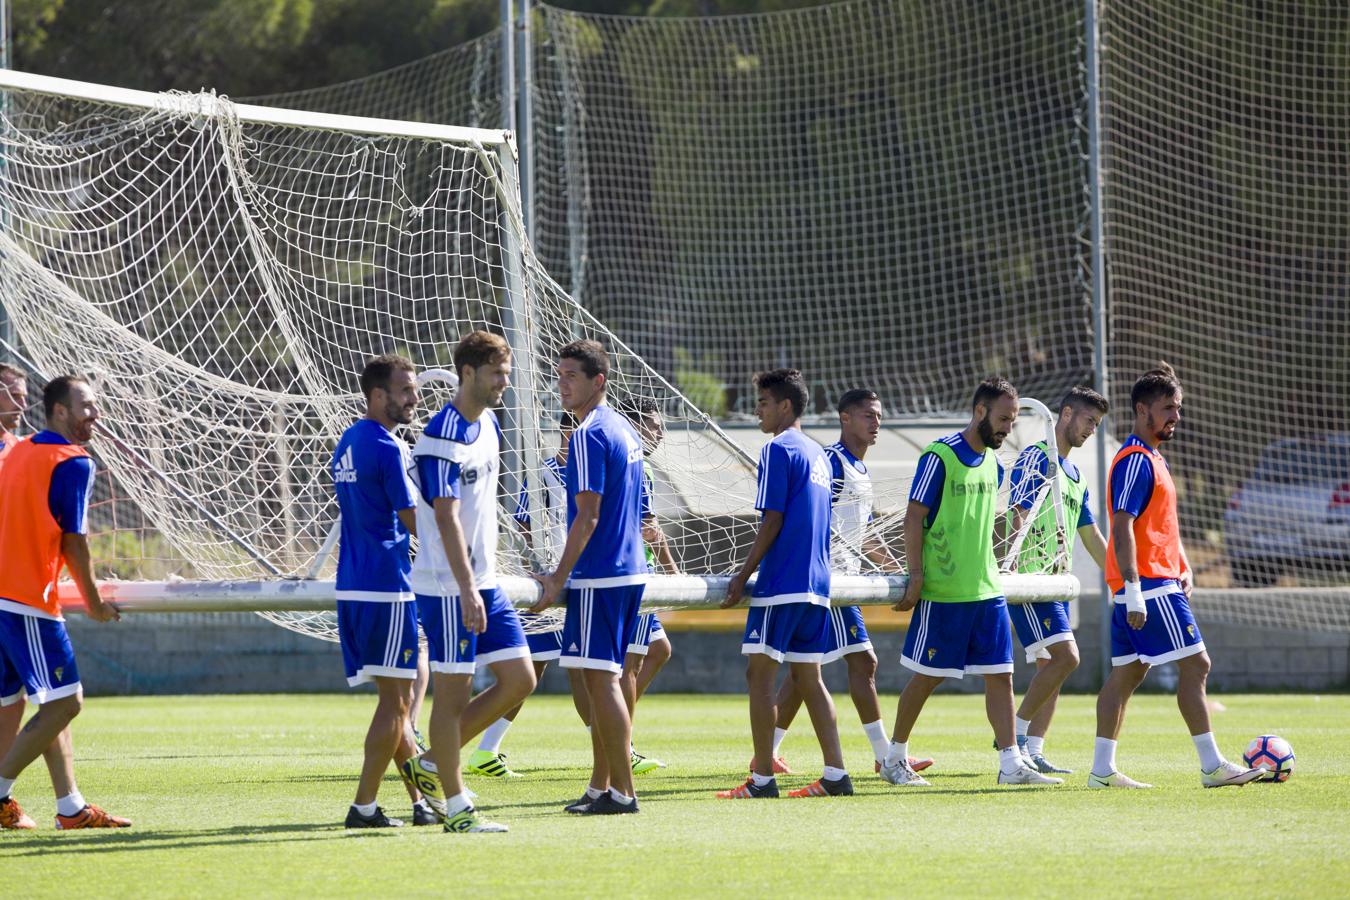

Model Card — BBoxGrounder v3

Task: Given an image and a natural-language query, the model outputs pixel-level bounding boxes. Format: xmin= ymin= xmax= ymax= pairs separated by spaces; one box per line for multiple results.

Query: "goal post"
xmin=0 ymin=69 xmax=1080 ymax=643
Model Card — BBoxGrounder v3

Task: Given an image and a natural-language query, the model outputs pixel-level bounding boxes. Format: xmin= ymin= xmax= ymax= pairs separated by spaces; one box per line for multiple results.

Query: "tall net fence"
xmin=1101 ymin=1 xmax=1350 ymax=626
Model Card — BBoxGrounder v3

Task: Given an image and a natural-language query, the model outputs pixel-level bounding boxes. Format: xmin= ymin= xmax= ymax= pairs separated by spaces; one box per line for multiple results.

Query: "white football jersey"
xmin=409 ymin=404 xmax=500 ymax=595
xmin=826 ymin=442 xmax=873 ymax=576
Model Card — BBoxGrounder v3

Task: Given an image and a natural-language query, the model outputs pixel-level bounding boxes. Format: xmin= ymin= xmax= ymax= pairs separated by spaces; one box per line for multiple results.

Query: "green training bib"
xmin=921 ymin=440 xmax=1002 ymax=602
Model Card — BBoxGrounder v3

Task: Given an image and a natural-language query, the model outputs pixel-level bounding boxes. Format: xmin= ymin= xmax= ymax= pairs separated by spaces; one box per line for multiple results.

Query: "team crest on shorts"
xmin=459 ymin=639 xmax=469 ymax=655
xmin=1043 ymin=617 xmax=1052 ymax=630
xmin=849 ymin=625 xmax=858 ymax=639
xmin=54 ymin=667 xmax=64 ymax=682
xmin=927 ymin=648 xmax=937 ymax=662
xmin=403 ymin=648 xmax=413 ymax=664
xmin=1187 ymin=624 xmax=1196 ymax=638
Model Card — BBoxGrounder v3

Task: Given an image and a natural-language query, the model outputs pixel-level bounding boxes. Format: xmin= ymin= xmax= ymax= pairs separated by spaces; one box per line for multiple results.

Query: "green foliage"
xmin=673 ymin=346 xmax=727 ymax=417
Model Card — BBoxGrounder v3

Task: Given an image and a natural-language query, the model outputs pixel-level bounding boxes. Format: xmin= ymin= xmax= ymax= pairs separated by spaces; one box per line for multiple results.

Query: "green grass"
xmin=2 ymin=693 xmax=1348 ymax=898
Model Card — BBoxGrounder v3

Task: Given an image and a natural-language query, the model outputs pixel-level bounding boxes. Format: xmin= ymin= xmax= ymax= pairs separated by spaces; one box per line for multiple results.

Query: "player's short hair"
xmin=972 ymin=376 xmax=1018 ymax=411
xmin=453 ymin=330 xmax=511 ymax=378
xmin=619 ymin=397 xmax=660 ymax=423
xmin=0 ymin=363 xmax=22 ymax=383
xmin=754 ymin=368 xmax=809 ymax=419
xmin=1059 ymin=385 xmax=1109 ymax=415
xmin=1130 ymin=362 xmax=1181 ymax=410
xmin=559 ymin=339 xmax=609 ymax=379
xmin=359 ymin=354 xmax=415 ymax=400
xmin=837 ymin=388 xmax=879 ymax=414
xmin=43 ymin=375 xmax=90 ymax=418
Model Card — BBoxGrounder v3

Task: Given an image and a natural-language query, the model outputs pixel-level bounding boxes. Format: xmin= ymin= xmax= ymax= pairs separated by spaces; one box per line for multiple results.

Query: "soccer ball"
xmin=1242 ymin=734 xmax=1295 ymax=783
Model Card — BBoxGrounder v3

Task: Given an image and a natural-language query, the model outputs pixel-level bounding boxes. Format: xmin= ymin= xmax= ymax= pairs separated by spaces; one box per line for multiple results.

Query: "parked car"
xmin=1223 ymin=433 xmax=1350 ymax=587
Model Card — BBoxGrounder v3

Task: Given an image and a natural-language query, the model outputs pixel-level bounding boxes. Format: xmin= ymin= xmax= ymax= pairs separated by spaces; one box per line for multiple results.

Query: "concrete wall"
xmin=63 ymin=609 xmax=1349 ymax=697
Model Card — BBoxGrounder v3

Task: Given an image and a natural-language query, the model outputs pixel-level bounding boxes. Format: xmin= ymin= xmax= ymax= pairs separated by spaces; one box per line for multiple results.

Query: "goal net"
xmin=0 ymin=70 xmax=1077 ymax=643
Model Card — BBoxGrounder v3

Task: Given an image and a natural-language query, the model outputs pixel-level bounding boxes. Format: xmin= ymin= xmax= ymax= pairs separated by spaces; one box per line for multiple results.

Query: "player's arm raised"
xmin=894 ymin=499 xmax=928 ymax=612
xmin=532 ymin=490 xmax=600 ymax=612
xmin=722 ymin=509 xmax=784 ymax=608
xmin=434 ymin=495 xmax=486 ymax=632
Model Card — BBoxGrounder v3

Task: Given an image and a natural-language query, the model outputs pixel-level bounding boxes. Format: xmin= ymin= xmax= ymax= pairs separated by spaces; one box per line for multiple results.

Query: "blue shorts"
xmin=560 ymin=584 xmax=645 ymax=674
xmin=337 ymin=599 xmax=420 ymax=687
xmin=418 ymin=587 xmax=530 ymax=675
xmin=0 ymin=610 xmax=81 ymax=706
xmin=901 ymin=597 xmax=1014 ymax=679
xmin=741 ymin=602 xmax=831 ymax=664
xmin=1009 ymin=600 xmax=1075 ymax=664
xmin=1110 ymin=585 xmax=1206 ymax=667
xmin=626 ymin=613 xmax=667 ymax=656
xmin=522 ymin=612 xmax=563 ymax=661
xmin=823 ymin=605 xmax=873 ymax=664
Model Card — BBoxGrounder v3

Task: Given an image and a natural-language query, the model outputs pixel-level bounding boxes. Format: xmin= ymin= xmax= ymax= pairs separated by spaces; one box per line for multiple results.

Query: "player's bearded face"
xmin=978 ymin=396 xmax=1018 ymax=449
xmin=1148 ymin=392 xmax=1182 ymax=442
xmin=61 ymin=383 xmax=99 ymax=444
xmin=383 ymin=370 xmax=418 ymax=425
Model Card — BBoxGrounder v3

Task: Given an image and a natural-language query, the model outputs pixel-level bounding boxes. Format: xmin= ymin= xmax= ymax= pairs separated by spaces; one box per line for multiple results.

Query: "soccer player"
xmin=531 ymin=339 xmax=647 ymax=815
xmin=331 ymin=354 xmax=435 ymax=828
xmin=717 ymin=368 xmax=850 ymax=800
xmin=401 ymin=330 xmax=537 ymax=832
xmin=0 ymin=375 xmax=129 ymax=831
xmin=621 ymin=398 xmax=675 ymax=775
xmin=880 ymin=377 xmax=1061 ymax=788
xmin=466 ymin=411 xmax=579 ymax=778
xmin=1002 ymin=385 xmax=1110 ymax=774
xmin=1089 ymin=364 xmax=1262 ymax=789
xmin=0 ymin=363 xmax=30 ymax=764
xmin=763 ymin=388 xmax=934 ymax=777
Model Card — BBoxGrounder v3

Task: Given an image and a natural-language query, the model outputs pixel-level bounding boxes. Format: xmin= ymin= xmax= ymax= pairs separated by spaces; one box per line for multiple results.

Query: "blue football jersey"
xmin=565 ymin=405 xmax=647 ymax=585
xmin=332 ymin=418 xmax=416 ymax=601
xmin=751 ymin=428 xmax=832 ymax=607
xmin=32 ymin=431 xmax=96 ymax=534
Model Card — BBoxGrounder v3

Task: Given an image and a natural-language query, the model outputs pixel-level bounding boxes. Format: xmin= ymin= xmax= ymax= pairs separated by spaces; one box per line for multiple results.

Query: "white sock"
xmin=608 ymin=787 xmax=634 ymax=804
xmin=478 ymin=717 xmax=512 ymax=754
xmin=0 ymin=775 xmax=15 ymax=799
xmin=1015 ymin=716 xmax=1032 ymax=738
xmin=998 ymin=746 xmax=1024 ymax=776
xmin=584 ymin=786 xmax=604 ymax=800
xmin=352 ymin=800 xmax=378 ymax=817
xmin=822 ymin=765 xmax=848 ymax=781
xmin=1192 ymin=732 xmax=1222 ymax=772
xmin=1092 ymin=737 xmax=1118 ymax=777
xmin=772 ymin=727 xmax=788 ymax=757
xmin=56 ymin=791 xmax=86 ymax=817
xmin=418 ymin=754 xmax=439 ymax=774
xmin=447 ymin=791 xmax=473 ymax=815
xmin=882 ymin=740 xmax=909 ymax=768
xmin=1025 ymin=735 xmax=1046 ymax=757
xmin=750 ymin=771 xmax=775 ymax=787
xmin=862 ymin=720 xmax=889 ymax=763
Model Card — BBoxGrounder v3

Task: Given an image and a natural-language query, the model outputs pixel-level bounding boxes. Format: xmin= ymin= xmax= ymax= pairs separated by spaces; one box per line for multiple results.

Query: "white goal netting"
xmin=0 ymin=72 xmax=1078 ymax=642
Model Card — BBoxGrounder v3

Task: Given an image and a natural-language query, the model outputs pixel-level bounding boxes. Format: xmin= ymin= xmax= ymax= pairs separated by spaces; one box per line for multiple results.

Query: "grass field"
xmin=3 ymin=692 xmax=1348 ymax=898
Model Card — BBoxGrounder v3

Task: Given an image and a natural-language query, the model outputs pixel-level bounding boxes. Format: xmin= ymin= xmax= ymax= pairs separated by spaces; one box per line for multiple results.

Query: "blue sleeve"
xmin=755 ymin=442 xmax=790 ymax=513
xmin=49 ymin=457 xmax=96 ymax=534
xmin=574 ymin=428 xmax=607 ymax=495
xmin=909 ymin=452 xmax=944 ymax=509
xmin=827 ymin=451 xmax=845 ymax=501
xmin=381 ymin=443 xmax=415 ymax=511
xmin=1111 ymin=453 xmax=1155 ymax=518
xmin=1078 ymin=488 xmax=1096 ymax=528
xmin=416 ymin=455 xmax=461 ymax=504
xmin=513 ymin=475 xmax=530 ymax=525
xmin=1008 ymin=447 xmax=1048 ymax=511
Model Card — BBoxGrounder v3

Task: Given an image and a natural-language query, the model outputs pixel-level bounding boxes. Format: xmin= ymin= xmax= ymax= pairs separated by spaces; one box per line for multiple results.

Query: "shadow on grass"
xmin=0 ymin=822 xmax=403 ymax=857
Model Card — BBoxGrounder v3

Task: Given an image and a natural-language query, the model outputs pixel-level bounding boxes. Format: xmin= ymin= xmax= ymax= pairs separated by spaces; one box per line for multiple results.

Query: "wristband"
xmin=1122 ymin=581 xmax=1146 ymax=615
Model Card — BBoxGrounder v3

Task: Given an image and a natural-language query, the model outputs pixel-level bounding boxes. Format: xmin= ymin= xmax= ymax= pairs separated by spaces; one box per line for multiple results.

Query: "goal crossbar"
xmin=0 ymin=69 xmax=513 ymax=149
xmin=56 ymin=575 xmax=1081 ymax=615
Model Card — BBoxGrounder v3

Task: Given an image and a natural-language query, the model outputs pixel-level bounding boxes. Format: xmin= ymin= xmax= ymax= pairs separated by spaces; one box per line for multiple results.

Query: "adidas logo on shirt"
xmin=809 ymin=456 xmax=831 ymax=488
xmin=334 ymin=447 xmax=357 ymax=483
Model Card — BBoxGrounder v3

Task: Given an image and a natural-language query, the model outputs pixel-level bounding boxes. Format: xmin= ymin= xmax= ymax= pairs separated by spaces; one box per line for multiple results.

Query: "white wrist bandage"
xmin=1122 ymin=581 xmax=1146 ymax=615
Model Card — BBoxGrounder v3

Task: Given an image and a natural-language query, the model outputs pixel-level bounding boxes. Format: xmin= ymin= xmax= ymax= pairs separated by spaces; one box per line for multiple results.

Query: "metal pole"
xmin=500 ymin=0 xmax=516 ymax=134
xmin=0 ymin=0 xmax=12 ymax=364
xmin=1086 ymin=0 xmax=1113 ymax=686
xmin=516 ymin=0 xmax=535 ymax=242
